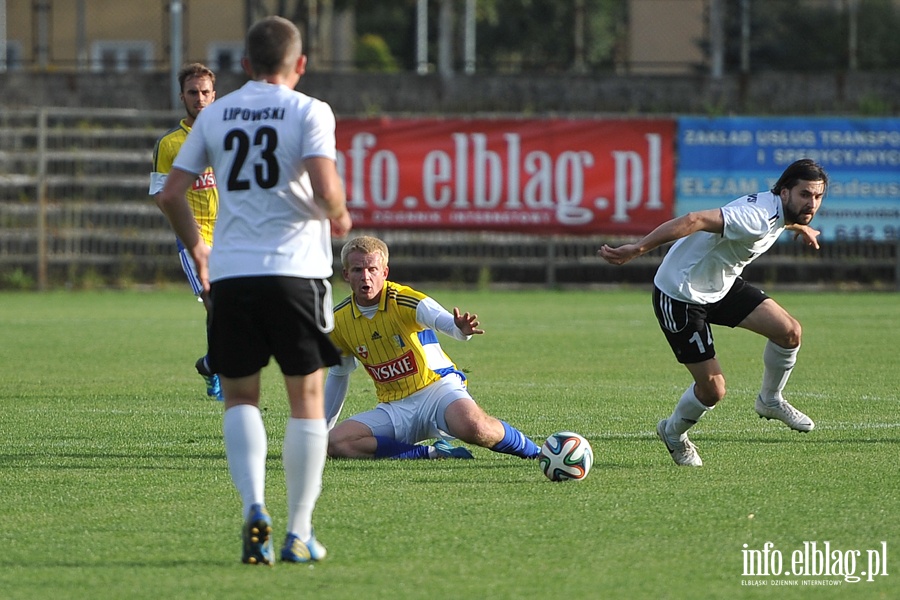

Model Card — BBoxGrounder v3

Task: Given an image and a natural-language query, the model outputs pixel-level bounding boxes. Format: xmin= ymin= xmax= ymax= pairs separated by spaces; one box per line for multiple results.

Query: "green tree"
xmin=355 ymin=33 xmax=400 ymax=72
xmin=718 ymin=0 xmax=900 ymax=72
xmin=855 ymin=0 xmax=900 ymax=70
xmin=476 ymin=0 xmax=625 ymax=72
xmin=348 ymin=0 xmax=625 ymax=73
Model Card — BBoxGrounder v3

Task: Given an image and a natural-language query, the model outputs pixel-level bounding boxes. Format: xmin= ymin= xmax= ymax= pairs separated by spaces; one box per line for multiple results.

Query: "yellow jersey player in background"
xmin=325 ymin=236 xmax=541 ymax=461
xmin=149 ymin=63 xmax=221 ymax=400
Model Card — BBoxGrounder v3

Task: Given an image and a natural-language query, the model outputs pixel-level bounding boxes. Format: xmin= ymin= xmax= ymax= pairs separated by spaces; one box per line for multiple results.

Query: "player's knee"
xmin=781 ymin=319 xmax=802 ymax=348
xmin=695 ymin=378 xmax=726 ymax=406
xmin=770 ymin=320 xmax=801 ymax=349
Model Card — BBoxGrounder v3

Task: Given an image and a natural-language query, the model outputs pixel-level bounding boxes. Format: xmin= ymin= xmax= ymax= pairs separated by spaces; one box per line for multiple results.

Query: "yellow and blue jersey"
xmin=150 ymin=119 xmax=218 ymax=247
xmin=330 ymin=281 xmax=466 ymax=404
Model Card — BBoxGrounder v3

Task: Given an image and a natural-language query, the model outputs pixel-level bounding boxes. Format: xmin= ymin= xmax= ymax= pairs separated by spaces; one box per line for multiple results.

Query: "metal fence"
xmin=0 ymin=108 xmax=177 ymax=288
xmin=1 ymin=108 xmax=897 ymax=291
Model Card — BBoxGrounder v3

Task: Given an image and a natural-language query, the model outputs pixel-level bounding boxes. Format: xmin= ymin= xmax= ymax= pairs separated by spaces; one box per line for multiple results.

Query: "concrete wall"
xmin=1 ymin=70 xmax=898 ymax=116
xmin=5 ymin=0 xmax=245 ymax=70
xmin=628 ymin=0 xmax=705 ymax=75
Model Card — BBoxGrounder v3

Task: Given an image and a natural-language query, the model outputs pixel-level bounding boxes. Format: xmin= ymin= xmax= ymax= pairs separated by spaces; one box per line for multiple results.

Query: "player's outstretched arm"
xmin=416 ymin=297 xmax=479 ymax=341
xmin=598 ymin=209 xmax=724 ymax=266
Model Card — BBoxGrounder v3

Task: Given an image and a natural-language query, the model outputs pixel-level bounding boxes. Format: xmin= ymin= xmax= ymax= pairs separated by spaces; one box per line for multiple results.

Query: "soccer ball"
xmin=538 ymin=431 xmax=593 ymax=482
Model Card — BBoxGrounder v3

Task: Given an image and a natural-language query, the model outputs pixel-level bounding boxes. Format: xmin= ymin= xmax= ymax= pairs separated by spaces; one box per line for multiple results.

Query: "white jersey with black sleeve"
xmin=172 ymin=80 xmax=338 ymax=282
xmin=654 ymin=191 xmax=785 ymax=304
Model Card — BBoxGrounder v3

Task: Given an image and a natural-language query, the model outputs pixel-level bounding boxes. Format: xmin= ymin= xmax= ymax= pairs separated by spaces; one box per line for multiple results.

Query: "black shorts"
xmin=207 ymin=276 xmax=342 ymax=378
xmin=652 ymin=278 xmax=768 ymax=364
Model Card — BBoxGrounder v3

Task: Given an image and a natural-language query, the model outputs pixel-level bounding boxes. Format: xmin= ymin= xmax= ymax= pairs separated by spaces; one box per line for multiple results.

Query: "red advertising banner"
xmin=335 ymin=117 xmax=676 ymax=234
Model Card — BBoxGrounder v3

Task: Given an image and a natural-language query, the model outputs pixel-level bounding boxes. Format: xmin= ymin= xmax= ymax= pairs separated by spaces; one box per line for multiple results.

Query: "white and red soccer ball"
xmin=538 ymin=431 xmax=593 ymax=482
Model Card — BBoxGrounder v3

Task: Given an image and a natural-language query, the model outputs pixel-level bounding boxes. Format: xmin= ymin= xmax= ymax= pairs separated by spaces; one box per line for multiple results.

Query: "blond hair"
xmin=340 ymin=236 xmax=389 ymax=269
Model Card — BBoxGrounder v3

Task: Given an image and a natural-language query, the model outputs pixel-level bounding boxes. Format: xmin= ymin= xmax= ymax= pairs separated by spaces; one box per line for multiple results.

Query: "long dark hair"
xmin=771 ymin=159 xmax=828 ymax=195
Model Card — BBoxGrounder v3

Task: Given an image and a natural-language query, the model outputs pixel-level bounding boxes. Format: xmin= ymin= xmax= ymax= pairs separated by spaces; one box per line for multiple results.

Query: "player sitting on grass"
xmin=325 ymin=235 xmax=540 ymax=461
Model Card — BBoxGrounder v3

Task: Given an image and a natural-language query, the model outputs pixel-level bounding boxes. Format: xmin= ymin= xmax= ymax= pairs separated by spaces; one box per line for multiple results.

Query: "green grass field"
xmin=0 ymin=288 xmax=897 ymax=599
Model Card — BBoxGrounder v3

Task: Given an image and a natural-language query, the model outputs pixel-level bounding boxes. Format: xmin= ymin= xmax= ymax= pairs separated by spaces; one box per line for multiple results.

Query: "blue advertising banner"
xmin=677 ymin=117 xmax=900 ymax=241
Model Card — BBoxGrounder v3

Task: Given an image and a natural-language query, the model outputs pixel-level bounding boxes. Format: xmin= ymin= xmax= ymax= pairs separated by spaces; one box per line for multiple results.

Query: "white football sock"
xmin=283 ymin=418 xmax=328 ymax=541
xmin=760 ymin=340 xmax=799 ymax=405
xmin=223 ymin=404 xmax=268 ymax=519
xmin=667 ymin=385 xmax=712 ymax=438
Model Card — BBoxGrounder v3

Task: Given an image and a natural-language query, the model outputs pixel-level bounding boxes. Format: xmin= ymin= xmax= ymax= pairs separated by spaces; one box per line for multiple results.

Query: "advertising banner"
xmin=335 ymin=117 xmax=676 ymax=234
xmin=678 ymin=117 xmax=900 ymax=241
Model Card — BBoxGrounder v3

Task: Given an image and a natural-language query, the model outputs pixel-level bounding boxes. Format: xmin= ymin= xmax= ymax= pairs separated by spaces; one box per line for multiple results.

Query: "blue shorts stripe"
xmin=179 ymin=249 xmax=203 ymax=296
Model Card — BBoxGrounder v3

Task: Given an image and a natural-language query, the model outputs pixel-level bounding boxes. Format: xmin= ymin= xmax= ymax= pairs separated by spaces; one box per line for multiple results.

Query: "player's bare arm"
xmin=598 ymin=209 xmax=725 ymax=265
xmin=306 ymin=156 xmax=352 ymax=237
xmin=453 ymin=307 xmax=484 ymax=336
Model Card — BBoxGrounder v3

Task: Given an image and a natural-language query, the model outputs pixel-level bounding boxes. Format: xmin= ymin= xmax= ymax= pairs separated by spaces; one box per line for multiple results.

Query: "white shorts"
xmin=348 ymin=374 xmax=475 ymax=444
xmin=179 ymin=248 xmax=204 ymax=297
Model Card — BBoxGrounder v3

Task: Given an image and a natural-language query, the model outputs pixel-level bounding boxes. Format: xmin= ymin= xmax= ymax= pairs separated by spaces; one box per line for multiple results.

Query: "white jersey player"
xmin=156 ymin=16 xmax=351 ymax=566
xmin=599 ymin=159 xmax=828 ymax=467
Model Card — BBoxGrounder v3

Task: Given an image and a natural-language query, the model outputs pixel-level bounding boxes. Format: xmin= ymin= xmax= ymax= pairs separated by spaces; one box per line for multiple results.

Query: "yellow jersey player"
xmin=149 ymin=63 xmax=221 ymax=400
xmin=325 ymin=235 xmax=540 ymax=460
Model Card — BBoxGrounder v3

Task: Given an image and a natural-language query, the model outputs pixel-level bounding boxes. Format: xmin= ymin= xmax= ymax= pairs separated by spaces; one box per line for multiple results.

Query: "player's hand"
xmin=598 ymin=243 xmax=640 ymax=265
xmin=192 ymin=244 xmax=212 ymax=310
xmin=200 ymin=288 xmax=212 ymax=312
xmin=791 ymin=225 xmax=821 ymax=250
xmin=330 ymin=210 xmax=352 ymax=238
xmin=453 ymin=307 xmax=484 ymax=336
